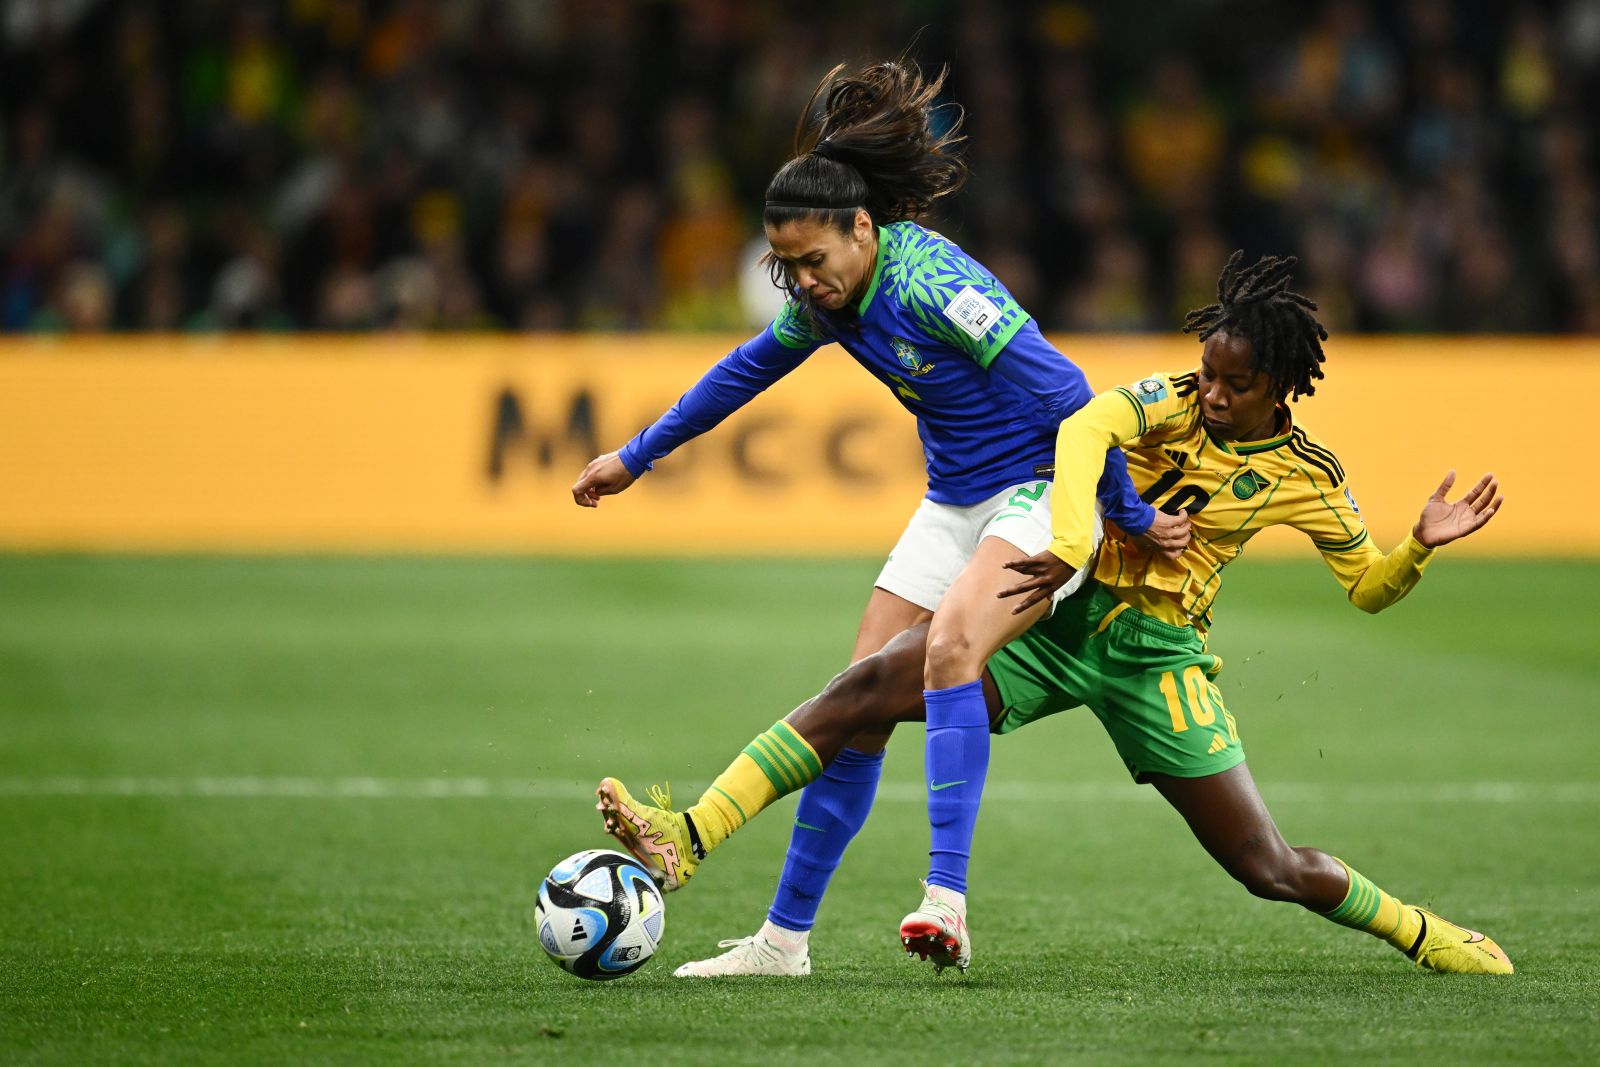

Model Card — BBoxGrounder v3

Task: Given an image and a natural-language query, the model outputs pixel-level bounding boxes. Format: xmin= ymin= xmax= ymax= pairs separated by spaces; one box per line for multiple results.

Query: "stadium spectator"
xmin=1 ymin=0 xmax=1597 ymax=334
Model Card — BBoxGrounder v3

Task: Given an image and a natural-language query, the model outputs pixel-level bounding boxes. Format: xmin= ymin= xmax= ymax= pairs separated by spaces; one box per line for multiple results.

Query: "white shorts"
xmin=875 ymin=480 xmax=1104 ymax=613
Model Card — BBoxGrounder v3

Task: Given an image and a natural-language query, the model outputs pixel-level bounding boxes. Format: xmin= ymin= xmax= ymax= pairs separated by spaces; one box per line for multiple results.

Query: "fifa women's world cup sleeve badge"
xmin=1134 ymin=377 xmax=1168 ymax=405
xmin=892 ymin=336 xmax=936 ymax=376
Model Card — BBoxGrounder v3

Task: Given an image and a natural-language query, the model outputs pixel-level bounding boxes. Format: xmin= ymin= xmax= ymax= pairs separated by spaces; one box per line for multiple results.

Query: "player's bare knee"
xmin=820 ymin=654 xmax=896 ymax=728
xmin=923 ymin=628 xmax=979 ymax=687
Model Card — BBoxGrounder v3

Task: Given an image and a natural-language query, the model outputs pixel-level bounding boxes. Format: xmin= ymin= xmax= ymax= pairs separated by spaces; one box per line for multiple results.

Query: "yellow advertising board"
xmin=0 ymin=334 xmax=1589 ymax=556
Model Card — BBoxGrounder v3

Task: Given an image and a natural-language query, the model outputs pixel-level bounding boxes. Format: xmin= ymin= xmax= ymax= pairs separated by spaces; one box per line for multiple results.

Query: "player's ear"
xmin=853 ymin=208 xmax=873 ymax=242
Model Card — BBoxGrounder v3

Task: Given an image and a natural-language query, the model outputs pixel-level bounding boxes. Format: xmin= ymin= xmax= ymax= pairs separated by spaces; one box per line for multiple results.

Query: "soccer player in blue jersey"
xmin=573 ymin=58 xmax=1188 ymax=975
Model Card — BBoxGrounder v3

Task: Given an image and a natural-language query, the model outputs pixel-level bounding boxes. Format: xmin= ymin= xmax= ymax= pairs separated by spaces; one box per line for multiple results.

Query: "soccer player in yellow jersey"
xmin=597 ymin=252 xmax=1511 ymax=979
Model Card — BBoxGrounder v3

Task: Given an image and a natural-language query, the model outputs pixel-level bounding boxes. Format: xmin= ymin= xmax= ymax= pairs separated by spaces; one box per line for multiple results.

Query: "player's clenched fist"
xmin=1133 ymin=508 xmax=1192 ymax=560
xmin=571 ymin=452 xmax=637 ymax=508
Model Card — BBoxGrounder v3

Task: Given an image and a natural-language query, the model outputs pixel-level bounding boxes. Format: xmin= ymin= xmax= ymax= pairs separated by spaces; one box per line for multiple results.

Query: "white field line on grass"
xmin=0 ymin=776 xmax=1595 ymax=804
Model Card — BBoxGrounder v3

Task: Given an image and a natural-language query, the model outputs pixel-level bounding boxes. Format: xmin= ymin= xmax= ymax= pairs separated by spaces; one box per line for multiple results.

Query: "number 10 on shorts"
xmin=1158 ymin=666 xmax=1239 ymax=739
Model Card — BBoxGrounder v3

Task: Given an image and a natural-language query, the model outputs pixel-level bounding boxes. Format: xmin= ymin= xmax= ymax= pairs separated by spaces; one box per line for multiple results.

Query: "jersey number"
xmin=1005 ymin=482 xmax=1047 ymax=511
xmin=1141 ymin=469 xmax=1211 ymax=515
xmin=1157 ymin=666 xmax=1237 ymax=739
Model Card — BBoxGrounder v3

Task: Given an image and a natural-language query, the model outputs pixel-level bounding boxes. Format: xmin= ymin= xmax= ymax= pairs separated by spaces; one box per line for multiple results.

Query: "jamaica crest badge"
xmin=1232 ymin=469 xmax=1272 ymax=500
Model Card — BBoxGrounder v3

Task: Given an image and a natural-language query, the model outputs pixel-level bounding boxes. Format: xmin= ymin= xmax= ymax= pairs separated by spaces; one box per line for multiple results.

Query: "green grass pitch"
xmin=2 ymin=555 xmax=1597 ymax=1064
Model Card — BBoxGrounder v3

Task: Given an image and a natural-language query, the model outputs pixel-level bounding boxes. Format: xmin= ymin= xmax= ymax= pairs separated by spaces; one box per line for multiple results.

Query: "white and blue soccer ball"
xmin=534 ymin=849 xmax=664 ymax=980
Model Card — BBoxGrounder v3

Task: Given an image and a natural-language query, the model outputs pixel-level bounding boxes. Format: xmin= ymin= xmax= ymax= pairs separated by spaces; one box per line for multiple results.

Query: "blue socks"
xmin=924 ymin=680 xmax=990 ymax=894
xmin=766 ymin=746 xmax=885 ymax=932
xmin=763 ymin=678 xmax=990 ymax=929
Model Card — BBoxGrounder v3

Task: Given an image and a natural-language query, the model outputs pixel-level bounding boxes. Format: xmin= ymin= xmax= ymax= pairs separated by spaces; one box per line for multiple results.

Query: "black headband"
xmin=763 ymin=200 xmax=860 ymax=211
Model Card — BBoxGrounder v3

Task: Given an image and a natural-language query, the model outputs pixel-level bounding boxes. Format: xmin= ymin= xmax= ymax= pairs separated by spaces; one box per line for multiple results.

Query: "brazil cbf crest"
xmin=892 ymin=337 xmax=936 ymax=376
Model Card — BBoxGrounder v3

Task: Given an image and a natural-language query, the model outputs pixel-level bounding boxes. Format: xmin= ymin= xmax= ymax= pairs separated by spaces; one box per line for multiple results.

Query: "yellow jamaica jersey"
xmin=1047 ymin=370 xmax=1435 ymax=631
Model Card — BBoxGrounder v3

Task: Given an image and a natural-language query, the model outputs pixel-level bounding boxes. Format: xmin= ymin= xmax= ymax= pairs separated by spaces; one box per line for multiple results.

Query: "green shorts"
xmin=989 ymin=585 xmax=1244 ymax=782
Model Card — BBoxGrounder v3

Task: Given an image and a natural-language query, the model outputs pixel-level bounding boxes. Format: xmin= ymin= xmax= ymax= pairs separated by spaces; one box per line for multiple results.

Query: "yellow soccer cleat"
xmin=595 ymin=778 xmax=701 ymax=892
xmin=1404 ymin=908 xmax=1514 ymax=975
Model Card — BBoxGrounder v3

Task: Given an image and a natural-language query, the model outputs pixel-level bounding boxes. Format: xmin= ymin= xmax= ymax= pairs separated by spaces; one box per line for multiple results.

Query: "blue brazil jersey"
xmin=620 ymin=221 xmax=1152 ymax=529
xmin=771 ymin=223 xmax=1056 ymax=504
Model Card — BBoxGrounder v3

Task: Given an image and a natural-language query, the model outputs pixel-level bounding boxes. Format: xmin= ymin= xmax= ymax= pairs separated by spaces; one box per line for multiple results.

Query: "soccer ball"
xmin=534 ymin=848 xmax=664 ymax=980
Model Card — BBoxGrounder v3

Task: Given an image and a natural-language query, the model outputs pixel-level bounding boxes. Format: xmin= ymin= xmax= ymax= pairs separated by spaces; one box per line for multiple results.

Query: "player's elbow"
xmin=1345 ymin=579 xmax=1387 ymax=614
xmin=1349 ymin=594 xmax=1385 ymax=615
xmin=1348 ymin=585 xmax=1408 ymax=614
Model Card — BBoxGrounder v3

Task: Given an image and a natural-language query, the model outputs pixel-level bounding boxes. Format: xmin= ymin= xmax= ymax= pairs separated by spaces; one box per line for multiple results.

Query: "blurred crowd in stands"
xmin=4 ymin=0 xmax=1600 ymax=333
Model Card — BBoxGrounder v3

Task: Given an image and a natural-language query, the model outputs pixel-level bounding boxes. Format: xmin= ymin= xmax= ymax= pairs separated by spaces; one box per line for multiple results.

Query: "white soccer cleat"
xmin=672 ymin=927 xmax=812 ymax=978
xmin=899 ymin=880 xmax=971 ymax=974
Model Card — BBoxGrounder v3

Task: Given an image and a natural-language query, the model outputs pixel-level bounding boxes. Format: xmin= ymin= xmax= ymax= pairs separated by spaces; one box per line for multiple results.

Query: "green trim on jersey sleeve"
xmin=1113 ymin=386 xmax=1149 ymax=436
xmin=972 ymin=310 xmax=1031 ymax=369
xmin=882 ymin=222 xmax=1031 ymax=366
xmin=1313 ymin=529 xmax=1373 ymax=553
xmin=1107 ymin=373 xmax=1203 ymax=449
xmin=770 ymin=299 xmax=825 ymax=349
xmin=1297 ymin=477 xmax=1366 ymax=546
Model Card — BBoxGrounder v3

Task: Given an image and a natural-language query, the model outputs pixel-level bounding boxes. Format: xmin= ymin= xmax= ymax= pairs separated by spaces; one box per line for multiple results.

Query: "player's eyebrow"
xmin=771 ymin=248 xmax=826 ymax=264
xmin=1201 ymin=359 xmax=1255 ymax=387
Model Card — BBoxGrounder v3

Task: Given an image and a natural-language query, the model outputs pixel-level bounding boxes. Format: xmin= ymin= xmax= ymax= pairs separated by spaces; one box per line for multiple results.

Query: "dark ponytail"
xmin=763 ymin=59 xmax=966 ymax=234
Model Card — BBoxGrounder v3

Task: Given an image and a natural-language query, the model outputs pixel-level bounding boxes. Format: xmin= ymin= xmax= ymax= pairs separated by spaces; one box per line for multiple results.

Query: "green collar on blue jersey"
xmin=855 ymin=226 xmax=889 ymax=315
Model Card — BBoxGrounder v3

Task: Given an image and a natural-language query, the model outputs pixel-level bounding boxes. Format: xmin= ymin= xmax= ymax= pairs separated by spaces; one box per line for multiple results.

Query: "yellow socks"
xmin=1322 ymin=859 xmax=1424 ymax=950
xmin=685 ymin=720 xmax=823 ymax=852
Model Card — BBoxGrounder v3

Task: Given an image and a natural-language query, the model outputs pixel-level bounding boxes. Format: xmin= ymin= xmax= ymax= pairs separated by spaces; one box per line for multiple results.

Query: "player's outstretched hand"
xmin=572 ymin=452 xmax=637 ymax=508
xmin=1413 ymin=470 xmax=1504 ymax=548
xmin=1132 ymin=509 xmax=1192 ymax=560
xmin=999 ymin=549 xmax=1077 ymax=615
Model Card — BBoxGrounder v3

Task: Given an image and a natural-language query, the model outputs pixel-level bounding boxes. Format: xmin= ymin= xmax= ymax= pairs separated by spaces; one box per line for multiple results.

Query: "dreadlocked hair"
xmin=760 ymin=57 xmax=966 ymax=327
xmin=1182 ymin=251 xmax=1329 ymax=400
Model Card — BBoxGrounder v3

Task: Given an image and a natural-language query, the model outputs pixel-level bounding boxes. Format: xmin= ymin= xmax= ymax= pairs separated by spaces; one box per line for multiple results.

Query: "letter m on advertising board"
xmin=486 ymin=386 xmax=598 ymax=483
